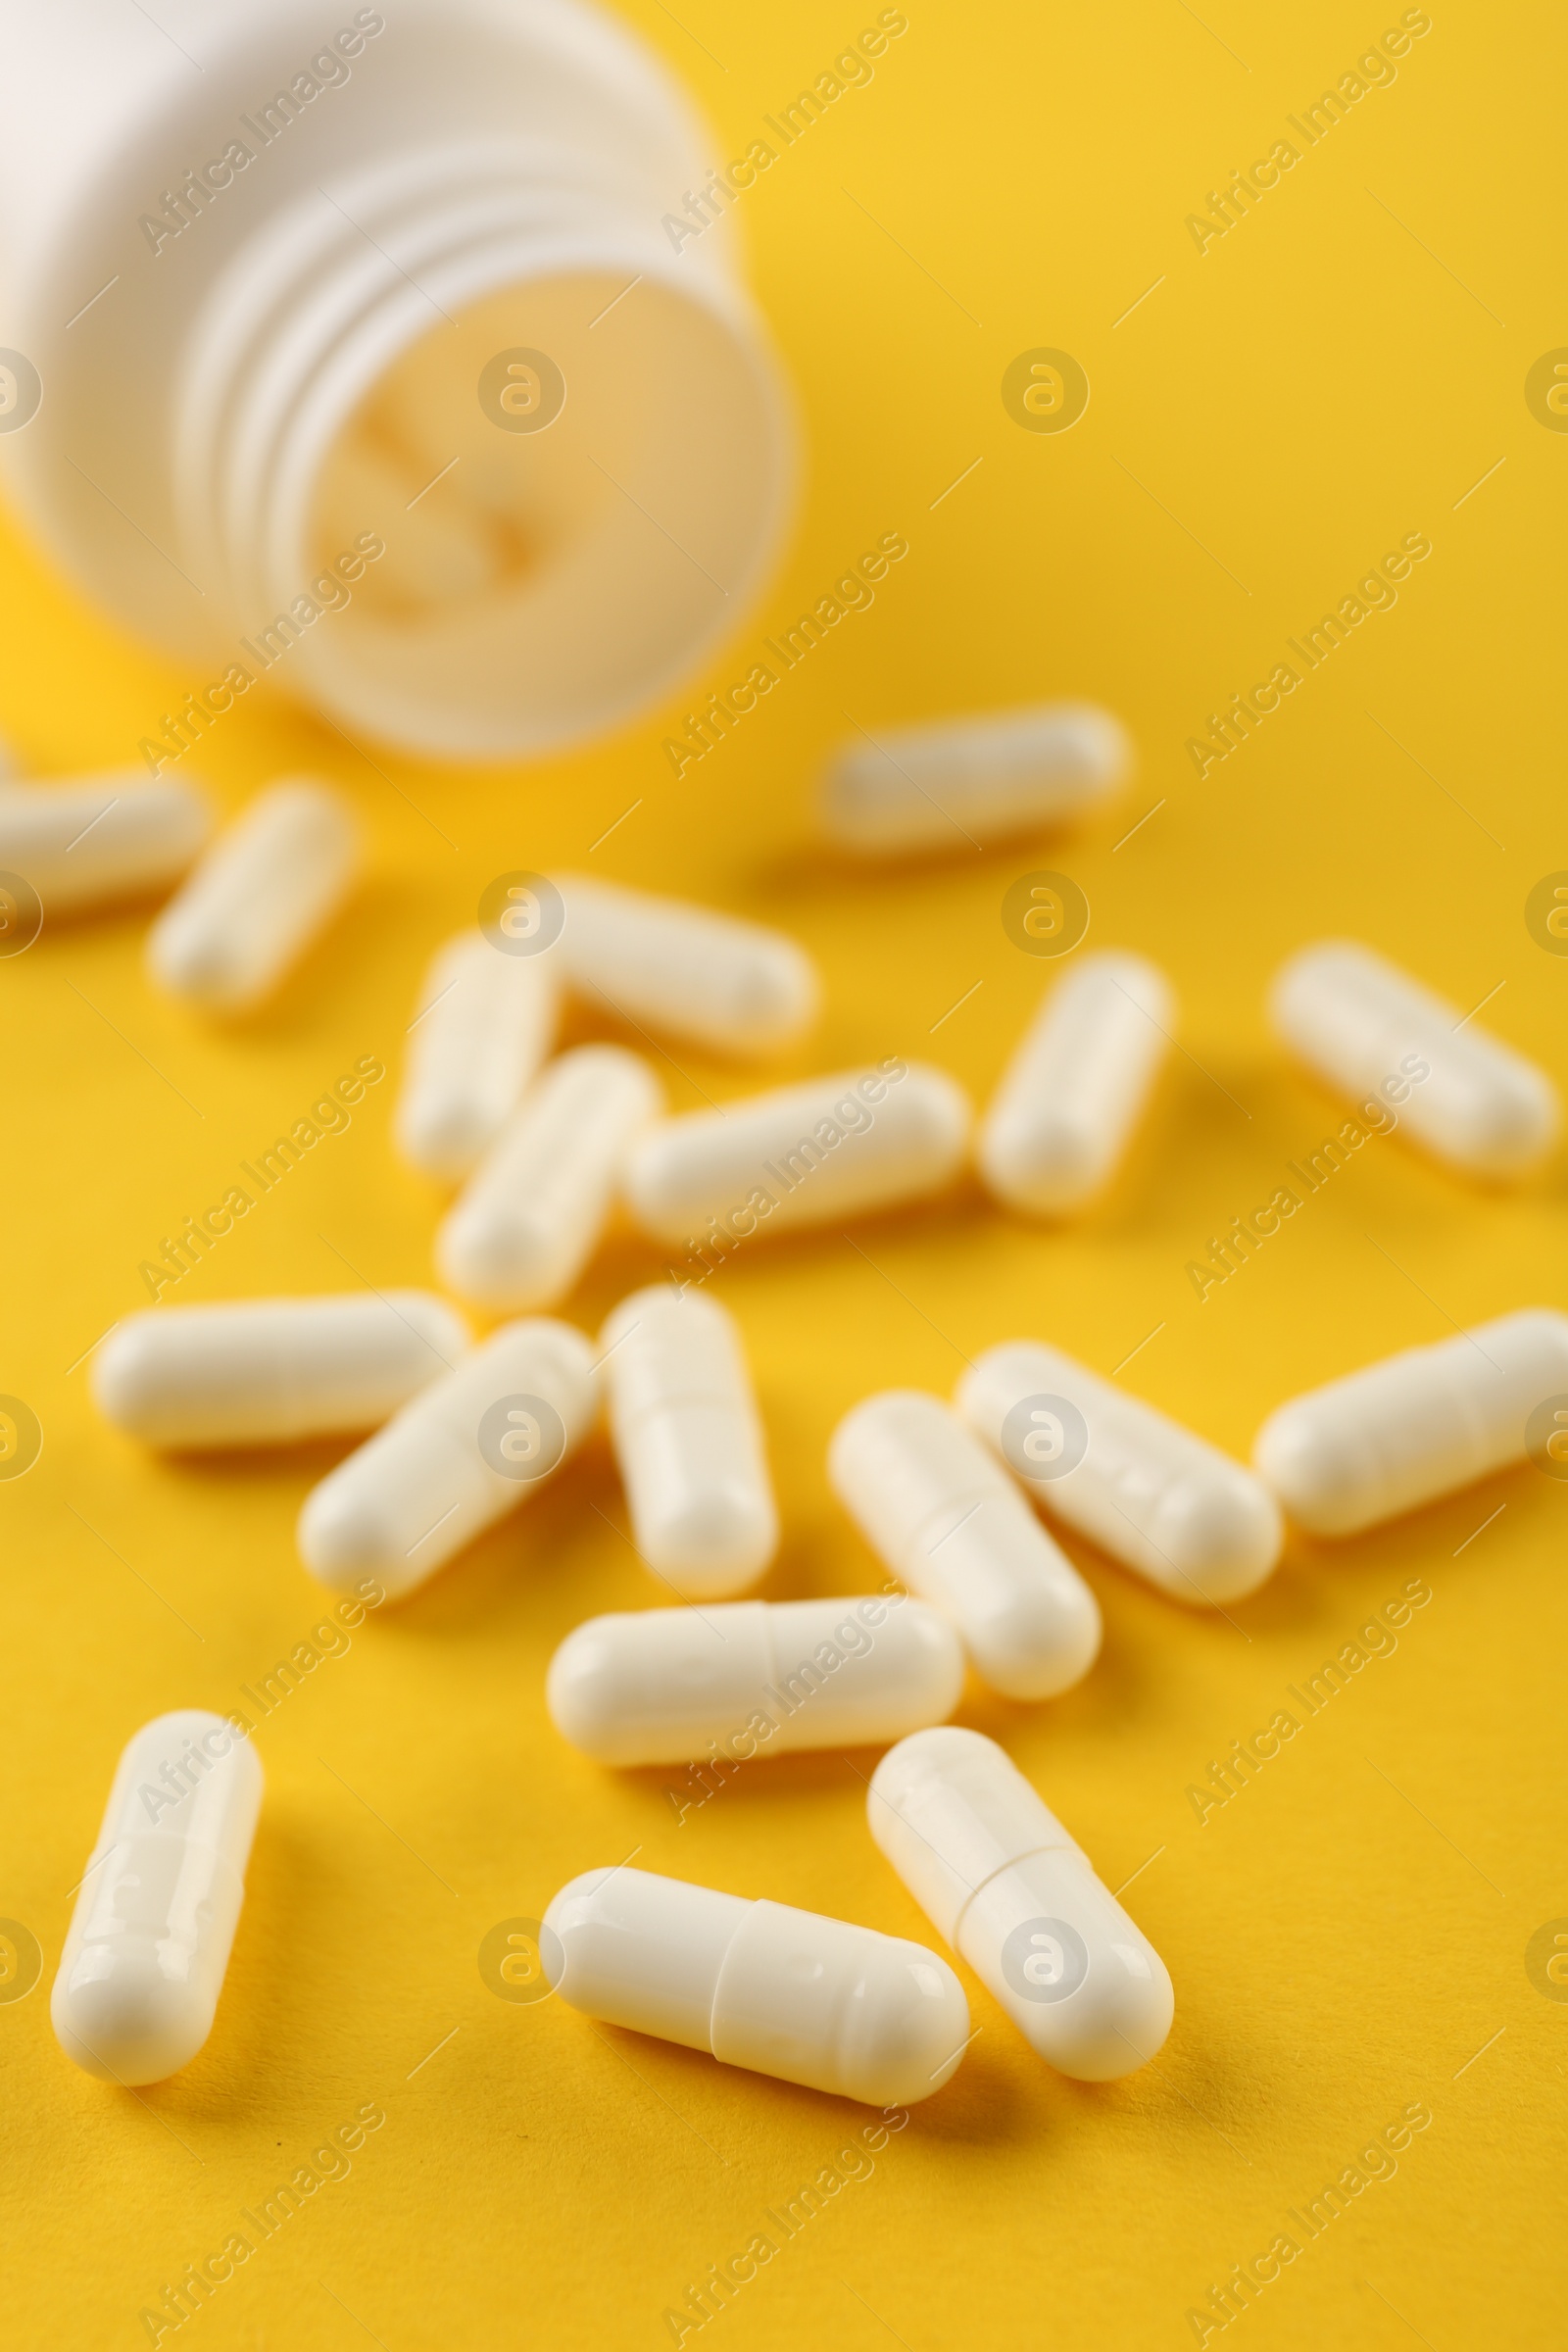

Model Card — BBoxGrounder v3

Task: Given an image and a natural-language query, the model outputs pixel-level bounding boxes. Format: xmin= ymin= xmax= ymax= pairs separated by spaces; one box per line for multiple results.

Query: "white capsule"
xmin=548 ymin=1594 xmax=964 ymax=1765
xmin=827 ymin=1392 xmax=1101 ymax=1699
xmin=542 ymin=1865 xmax=969 ymax=2105
xmin=297 ymin=1316 xmax=598 ymax=1599
xmin=957 ymin=1340 xmax=1282 ymax=1606
xmin=437 ymin=1047 xmax=662 ymax=1312
xmin=979 ymin=951 xmax=1173 ymax=1215
xmin=868 ymin=1728 xmax=1172 ymax=2081
xmin=820 ymin=703 xmax=1129 ymax=857
xmin=395 ymin=930 xmax=559 ymax=1180
xmin=1270 ymin=938 xmax=1559 ymax=1180
xmin=53 ymin=1710 xmax=263 ymax=2084
xmin=147 ymin=778 xmax=359 ymax=1011
xmin=0 ymin=774 xmax=210 ymax=912
xmin=1254 ymin=1306 xmax=1568 ymax=1537
xmin=91 ymin=1291 xmax=466 ymax=1449
xmin=625 ymin=1060 xmax=971 ymax=1247
xmin=599 ymin=1284 xmax=776 ymax=1595
xmin=552 ymin=871 xmax=818 ymax=1057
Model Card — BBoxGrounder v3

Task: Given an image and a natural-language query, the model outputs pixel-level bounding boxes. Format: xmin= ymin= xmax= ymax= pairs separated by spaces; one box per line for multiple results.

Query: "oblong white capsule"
xmin=625 ymin=1059 xmax=971 ymax=1247
xmin=53 ymin=1710 xmax=263 ymax=2085
xmin=436 ymin=1047 xmax=662 ymax=1312
xmin=820 ymin=703 xmax=1129 ymax=857
xmin=599 ymin=1284 xmax=776 ymax=1595
xmin=979 ymin=951 xmax=1173 ymax=1214
xmin=958 ymin=1340 xmax=1282 ymax=1605
xmin=0 ymin=774 xmax=210 ymax=912
xmin=548 ymin=1595 xmax=964 ymax=1765
xmin=1270 ymin=938 xmax=1559 ymax=1179
xmin=91 ymin=1291 xmax=467 ymax=1449
xmin=552 ymin=871 xmax=819 ymax=1057
xmin=868 ymin=1728 xmax=1172 ymax=2081
xmin=394 ymin=930 xmax=558 ymax=1180
xmin=827 ymin=1392 xmax=1101 ymax=1699
xmin=542 ymin=1865 xmax=969 ymax=2105
xmin=1253 ymin=1306 xmax=1568 ymax=1537
xmin=297 ymin=1316 xmax=598 ymax=1599
xmin=147 ymin=778 xmax=359 ymax=1011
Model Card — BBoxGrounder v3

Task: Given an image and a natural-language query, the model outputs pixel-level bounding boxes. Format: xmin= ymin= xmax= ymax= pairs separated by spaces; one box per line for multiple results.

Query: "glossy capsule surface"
xmin=53 ymin=1710 xmax=263 ymax=2085
xmin=958 ymin=1339 xmax=1282 ymax=1605
xmin=395 ymin=929 xmax=558 ymax=1180
xmin=92 ymin=1292 xmax=466 ymax=1448
xmin=551 ymin=870 xmax=818 ymax=1057
xmin=624 ymin=1060 xmax=970 ymax=1247
xmin=828 ymin=1391 xmax=1101 ymax=1698
xmin=599 ymin=1284 xmax=775 ymax=1595
xmin=979 ymin=951 xmax=1172 ymax=1214
xmin=1270 ymin=938 xmax=1559 ymax=1179
xmin=297 ymin=1316 xmax=598 ymax=1597
xmin=542 ymin=1865 xmax=969 ymax=2105
xmin=547 ymin=1594 xmax=964 ymax=1765
xmin=868 ymin=1728 xmax=1173 ymax=2081
xmin=436 ymin=1047 xmax=662 ymax=1311
xmin=148 ymin=777 xmax=359 ymax=1011
xmin=1253 ymin=1306 xmax=1568 ymax=1536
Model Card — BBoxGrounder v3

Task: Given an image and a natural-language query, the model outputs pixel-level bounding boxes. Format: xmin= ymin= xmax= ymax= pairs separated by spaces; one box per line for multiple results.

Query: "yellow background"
xmin=3 ymin=2 xmax=1565 ymax=2344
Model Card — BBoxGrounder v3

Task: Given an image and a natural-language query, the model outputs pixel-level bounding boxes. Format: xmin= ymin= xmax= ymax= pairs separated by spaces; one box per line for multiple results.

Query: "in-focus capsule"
xmin=395 ymin=929 xmax=558 ymax=1179
xmin=828 ymin=1391 xmax=1100 ymax=1698
xmin=552 ymin=871 xmax=818 ymax=1057
xmin=548 ymin=1594 xmax=964 ymax=1765
xmin=868 ymin=1727 xmax=1172 ymax=2081
xmin=542 ymin=1865 xmax=969 ymax=2105
xmin=959 ymin=1340 xmax=1281 ymax=1605
xmin=599 ymin=1284 xmax=775 ymax=1595
xmin=298 ymin=1317 xmax=598 ymax=1598
xmin=979 ymin=951 xmax=1172 ymax=1215
xmin=147 ymin=778 xmax=359 ymax=1011
xmin=92 ymin=1291 xmax=466 ymax=1449
xmin=1253 ymin=1306 xmax=1568 ymax=1536
xmin=625 ymin=1059 xmax=970 ymax=1248
xmin=437 ymin=1047 xmax=662 ymax=1311
xmin=819 ymin=703 xmax=1129 ymax=858
xmin=53 ymin=1710 xmax=263 ymax=2084
xmin=0 ymin=774 xmax=210 ymax=912
xmin=1270 ymin=938 xmax=1559 ymax=1179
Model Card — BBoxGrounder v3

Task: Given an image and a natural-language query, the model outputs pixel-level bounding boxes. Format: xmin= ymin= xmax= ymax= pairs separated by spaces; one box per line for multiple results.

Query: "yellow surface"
xmin=2 ymin=2 xmax=1565 ymax=2345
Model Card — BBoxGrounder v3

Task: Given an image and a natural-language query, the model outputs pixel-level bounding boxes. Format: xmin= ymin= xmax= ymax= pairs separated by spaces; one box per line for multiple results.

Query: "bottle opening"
xmin=296 ymin=271 xmax=790 ymax=758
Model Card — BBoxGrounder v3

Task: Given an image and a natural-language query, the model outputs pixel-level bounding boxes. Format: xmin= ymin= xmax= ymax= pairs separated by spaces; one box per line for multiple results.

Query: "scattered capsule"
xmin=53 ymin=1710 xmax=263 ymax=2084
xmin=437 ymin=1047 xmax=662 ymax=1311
xmin=868 ymin=1728 xmax=1172 ymax=2081
xmin=958 ymin=1339 xmax=1282 ymax=1606
xmin=827 ymin=1391 xmax=1101 ymax=1698
xmin=395 ymin=930 xmax=558 ymax=1180
xmin=1254 ymin=1306 xmax=1568 ymax=1537
xmin=147 ymin=778 xmax=359 ymax=1011
xmin=0 ymin=773 xmax=210 ymax=912
xmin=552 ymin=871 xmax=819 ymax=1057
xmin=979 ymin=951 xmax=1173 ymax=1215
xmin=819 ymin=703 xmax=1129 ymax=857
xmin=549 ymin=1595 xmax=963 ymax=1766
xmin=91 ymin=1292 xmax=466 ymax=1449
xmin=297 ymin=1316 xmax=598 ymax=1598
xmin=542 ymin=1864 xmax=969 ymax=2105
xmin=599 ymin=1284 xmax=775 ymax=1596
xmin=624 ymin=1059 xmax=970 ymax=1248
xmin=1270 ymin=938 xmax=1559 ymax=1180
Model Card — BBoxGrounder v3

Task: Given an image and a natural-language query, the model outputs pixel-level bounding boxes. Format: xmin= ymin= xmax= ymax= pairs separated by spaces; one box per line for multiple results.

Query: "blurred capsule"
xmin=395 ymin=930 xmax=559 ymax=1181
xmin=979 ymin=951 xmax=1172 ymax=1214
xmin=0 ymin=773 xmax=209 ymax=912
xmin=552 ymin=871 xmax=819 ymax=1057
xmin=148 ymin=778 xmax=358 ymax=1011
xmin=820 ymin=703 xmax=1129 ymax=857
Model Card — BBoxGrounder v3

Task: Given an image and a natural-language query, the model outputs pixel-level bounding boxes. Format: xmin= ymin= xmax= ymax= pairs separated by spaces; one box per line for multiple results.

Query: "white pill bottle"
xmin=0 ymin=0 xmax=792 ymax=758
